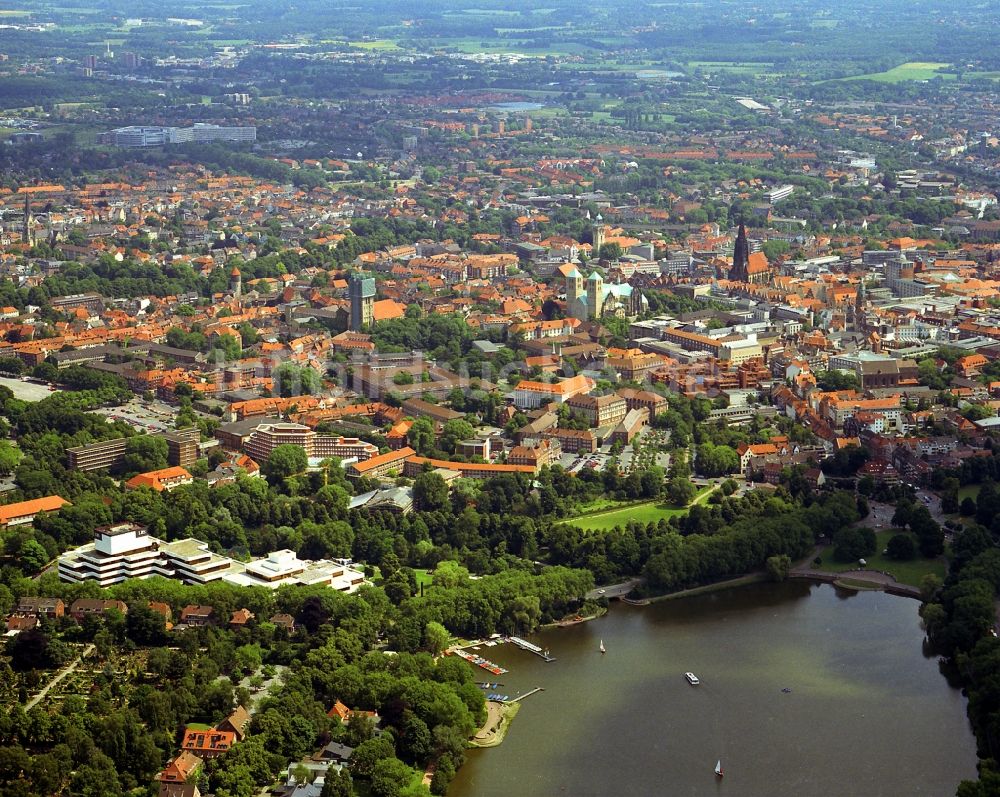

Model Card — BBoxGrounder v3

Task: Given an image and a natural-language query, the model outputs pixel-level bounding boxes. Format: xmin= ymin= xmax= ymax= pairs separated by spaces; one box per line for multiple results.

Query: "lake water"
xmin=450 ymin=582 xmax=978 ymax=797
xmin=487 ymin=102 xmax=544 ymax=112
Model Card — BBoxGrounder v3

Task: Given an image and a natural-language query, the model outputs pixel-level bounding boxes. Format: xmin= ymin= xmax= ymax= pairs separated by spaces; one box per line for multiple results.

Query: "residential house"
xmin=14 ymin=596 xmax=65 ymax=619
xmin=315 ymin=741 xmax=354 ymax=765
xmin=179 ymin=605 xmax=215 ymax=626
xmin=737 ymin=443 xmax=779 ymax=476
xmin=155 ymin=752 xmax=203 ymax=791
xmin=270 ymin=613 xmax=296 ymax=632
xmin=229 ymin=608 xmax=254 ymax=628
xmin=217 ymin=706 xmax=252 ymax=741
xmin=69 ymin=598 xmax=128 ymax=620
xmin=180 ymin=728 xmax=236 ymax=760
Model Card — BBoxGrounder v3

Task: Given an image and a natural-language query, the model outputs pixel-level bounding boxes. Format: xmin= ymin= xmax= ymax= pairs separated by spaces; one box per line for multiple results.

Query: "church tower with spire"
xmin=729 ymin=222 xmax=749 ymax=282
xmin=21 ymin=193 xmax=35 ymax=246
xmin=853 ymin=278 xmax=867 ymax=334
xmin=229 ymin=266 xmax=242 ymax=299
xmin=592 ymin=213 xmax=605 ymax=257
xmin=586 ymin=270 xmax=604 ymax=319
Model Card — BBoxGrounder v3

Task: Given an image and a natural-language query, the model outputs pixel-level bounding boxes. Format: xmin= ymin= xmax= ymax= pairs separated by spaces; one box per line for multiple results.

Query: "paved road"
xmin=237 ymin=664 xmax=286 ymax=715
xmin=586 ymin=578 xmax=642 ymax=601
xmin=788 ymin=565 xmax=921 ymax=597
xmin=24 ymin=644 xmax=94 ymax=710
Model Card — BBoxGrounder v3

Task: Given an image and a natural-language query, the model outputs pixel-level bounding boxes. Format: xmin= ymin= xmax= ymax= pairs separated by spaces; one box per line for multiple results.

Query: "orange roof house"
xmin=155 ymin=751 xmax=203 ymax=785
xmin=328 ymin=700 xmax=379 ymax=725
xmin=125 ymin=466 xmax=193 ymax=492
xmin=230 ymin=608 xmax=254 ymax=627
xmin=180 ymin=728 xmax=235 ymax=759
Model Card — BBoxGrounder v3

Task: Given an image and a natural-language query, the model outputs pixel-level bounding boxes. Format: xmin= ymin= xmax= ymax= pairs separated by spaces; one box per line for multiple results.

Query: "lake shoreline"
xmin=450 ymin=581 xmax=977 ymax=797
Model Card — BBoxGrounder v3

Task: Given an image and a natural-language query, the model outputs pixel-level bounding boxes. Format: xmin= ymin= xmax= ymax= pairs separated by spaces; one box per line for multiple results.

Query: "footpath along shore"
xmin=470 ymin=700 xmax=521 ymax=748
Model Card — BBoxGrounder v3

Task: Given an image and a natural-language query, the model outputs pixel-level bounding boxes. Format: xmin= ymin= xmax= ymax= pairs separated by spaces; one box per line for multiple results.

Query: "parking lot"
xmin=0 ymin=375 xmax=61 ymax=401
xmin=92 ymin=397 xmax=178 ymax=433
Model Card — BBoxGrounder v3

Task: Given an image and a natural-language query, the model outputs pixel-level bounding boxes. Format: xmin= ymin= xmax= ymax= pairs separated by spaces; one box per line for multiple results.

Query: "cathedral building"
xmin=566 ymin=266 xmax=647 ymax=321
xmin=728 ymin=223 xmax=771 ymax=284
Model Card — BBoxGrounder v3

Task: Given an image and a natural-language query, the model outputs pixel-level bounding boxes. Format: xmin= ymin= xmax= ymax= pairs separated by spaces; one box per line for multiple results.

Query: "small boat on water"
xmin=599 ymin=639 xmax=606 ymax=654
xmin=715 ymin=760 xmax=724 ymax=778
xmin=685 ymin=672 xmax=700 ymax=685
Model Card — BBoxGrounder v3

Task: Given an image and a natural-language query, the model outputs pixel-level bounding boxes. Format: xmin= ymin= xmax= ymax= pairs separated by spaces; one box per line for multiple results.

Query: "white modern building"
xmin=58 ymin=523 xmax=168 ymax=587
xmin=107 ymin=124 xmax=257 ymax=147
xmin=222 ymin=550 xmax=367 ymax=592
xmin=58 ymin=524 xmax=366 ymax=592
xmin=766 ymin=185 xmax=795 ymax=204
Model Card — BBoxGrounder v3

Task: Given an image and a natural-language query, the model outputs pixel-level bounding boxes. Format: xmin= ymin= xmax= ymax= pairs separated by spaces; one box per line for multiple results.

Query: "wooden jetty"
xmin=508 ymin=687 xmax=545 ymax=703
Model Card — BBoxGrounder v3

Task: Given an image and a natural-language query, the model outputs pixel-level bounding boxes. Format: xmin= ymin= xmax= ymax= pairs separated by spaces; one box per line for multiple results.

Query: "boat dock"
xmin=509 ymin=636 xmax=556 ymax=662
xmin=509 ymin=687 xmax=544 ymax=703
xmin=450 ymin=648 xmax=507 ymax=676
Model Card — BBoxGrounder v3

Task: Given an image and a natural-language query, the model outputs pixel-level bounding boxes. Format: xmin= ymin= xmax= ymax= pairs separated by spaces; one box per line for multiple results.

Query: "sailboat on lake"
xmin=715 ymin=760 xmax=724 ymax=778
xmin=599 ymin=639 xmax=605 ymax=654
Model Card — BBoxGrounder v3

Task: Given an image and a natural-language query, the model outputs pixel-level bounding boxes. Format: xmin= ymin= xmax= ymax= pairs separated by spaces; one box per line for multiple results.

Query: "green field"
xmin=817 ymin=529 xmax=946 ymax=587
xmin=561 ymin=486 xmax=712 ymax=532
xmin=843 ymin=61 xmax=953 ymax=83
xmin=433 ymin=36 xmax=592 ymax=56
xmin=958 ymin=484 xmax=982 ymax=503
xmin=688 ymin=60 xmax=776 ymax=74
xmin=572 ymin=497 xmax=624 ymax=514
xmin=413 ymin=568 xmax=433 ymax=590
xmin=349 ymin=39 xmax=402 ymax=51
xmin=561 ymin=501 xmax=688 ymax=531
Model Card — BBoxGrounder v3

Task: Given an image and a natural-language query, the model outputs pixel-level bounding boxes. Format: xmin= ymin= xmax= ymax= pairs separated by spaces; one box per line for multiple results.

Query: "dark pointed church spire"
xmin=729 ymin=222 xmax=749 ymax=282
xmin=22 ymin=193 xmax=34 ymax=246
xmin=853 ymin=277 xmax=867 ymax=333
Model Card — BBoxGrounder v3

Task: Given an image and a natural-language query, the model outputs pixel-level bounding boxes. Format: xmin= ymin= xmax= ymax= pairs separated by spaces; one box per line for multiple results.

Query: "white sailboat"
xmin=599 ymin=639 xmax=606 ymax=654
xmin=715 ymin=760 xmax=724 ymax=778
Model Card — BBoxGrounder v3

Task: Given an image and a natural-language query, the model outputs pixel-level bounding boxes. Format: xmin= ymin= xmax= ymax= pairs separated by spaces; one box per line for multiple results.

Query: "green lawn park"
xmin=816 ymin=529 xmax=946 ymax=587
xmin=559 ymin=486 xmax=713 ymax=532
xmin=957 ymin=484 xmax=982 ymax=503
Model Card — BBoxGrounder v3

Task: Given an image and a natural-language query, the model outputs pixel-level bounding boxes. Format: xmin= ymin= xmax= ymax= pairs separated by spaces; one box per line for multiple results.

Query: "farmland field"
xmin=843 ymin=61 xmax=953 ymax=83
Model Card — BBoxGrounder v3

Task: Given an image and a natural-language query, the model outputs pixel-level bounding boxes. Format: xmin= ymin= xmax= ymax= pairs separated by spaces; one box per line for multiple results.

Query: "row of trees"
xmin=920 ymin=522 xmax=1000 ymax=796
